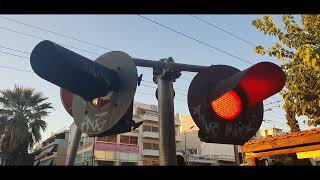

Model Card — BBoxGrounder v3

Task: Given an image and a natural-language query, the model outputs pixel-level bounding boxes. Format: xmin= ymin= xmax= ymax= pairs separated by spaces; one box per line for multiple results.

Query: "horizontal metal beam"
xmin=133 ymin=58 xmax=208 ymax=72
xmin=246 ymin=144 xmax=320 ymax=159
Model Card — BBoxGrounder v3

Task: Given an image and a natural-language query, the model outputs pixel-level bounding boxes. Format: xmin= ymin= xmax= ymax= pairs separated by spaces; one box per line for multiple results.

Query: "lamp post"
xmin=184 ymin=126 xmax=194 ymax=165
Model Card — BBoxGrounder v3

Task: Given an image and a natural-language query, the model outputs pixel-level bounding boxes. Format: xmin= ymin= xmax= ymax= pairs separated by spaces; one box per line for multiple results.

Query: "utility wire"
xmin=0 ymin=26 xmax=101 ymax=56
xmin=138 ymin=15 xmax=254 ymax=65
xmin=0 ymin=50 xmax=29 ymax=59
xmin=0 ymin=45 xmax=188 ymax=95
xmin=190 ymin=15 xmax=257 ymax=47
xmin=0 ymin=45 xmax=30 ymax=54
xmin=140 ymin=84 xmax=187 ymax=96
xmin=0 ymin=65 xmax=32 ymax=73
xmin=0 ymin=16 xmax=113 ymax=51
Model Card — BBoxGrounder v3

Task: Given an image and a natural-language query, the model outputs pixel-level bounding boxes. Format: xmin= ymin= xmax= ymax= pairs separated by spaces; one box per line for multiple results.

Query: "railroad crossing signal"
xmin=30 ymin=40 xmax=142 ymax=137
xmin=30 ymin=40 xmax=286 ymax=146
xmin=188 ymin=62 xmax=286 ymax=145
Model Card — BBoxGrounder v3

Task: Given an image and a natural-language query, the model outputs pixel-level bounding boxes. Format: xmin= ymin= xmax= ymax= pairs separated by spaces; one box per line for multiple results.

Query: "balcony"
xmin=140 ymin=114 xmax=180 ymax=126
xmin=143 ymin=132 xmax=159 ymax=139
xmin=175 ymin=135 xmax=183 ymax=142
xmin=140 ymin=114 xmax=158 ymax=122
xmin=142 ymin=149 xmax=159 ymax=157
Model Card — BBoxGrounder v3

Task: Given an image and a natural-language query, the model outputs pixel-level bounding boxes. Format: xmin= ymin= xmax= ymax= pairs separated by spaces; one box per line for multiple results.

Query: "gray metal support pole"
xmin=66 ymin=126 xmax=82 ymax=166
xmin=233 ymin=145 xmax=240 ymax=166
xmin=157 ymin=77 xmax=177 ymax=166
xmin=91 ymin=137 xmax=96 ymax=166
xmin=133 ymin=58 xmax=208 ymax=72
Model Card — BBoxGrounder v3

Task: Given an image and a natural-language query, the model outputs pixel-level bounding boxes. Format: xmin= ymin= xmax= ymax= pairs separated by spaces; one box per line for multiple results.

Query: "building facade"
xmin=253 ymin=127 xmax=284 ymax=139
xmin=176 ymin=114 xmax=236 ymax=166
xmin=34 ymin=130 xmax=69 ymax=166
xmin=69 ymin=102 xmax=182 ymax=166
xmin=240 ymin=127 xmax=285 ymax=166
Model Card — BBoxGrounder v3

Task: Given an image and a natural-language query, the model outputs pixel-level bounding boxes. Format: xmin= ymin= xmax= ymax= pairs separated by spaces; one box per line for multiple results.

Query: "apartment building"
xmin=69 ymin=102 xmax=182 ymax=166
xmin=34 ymin=130 xmax=69 ymax=166
xmin=176 ymin=114 xmax=236 ymax=166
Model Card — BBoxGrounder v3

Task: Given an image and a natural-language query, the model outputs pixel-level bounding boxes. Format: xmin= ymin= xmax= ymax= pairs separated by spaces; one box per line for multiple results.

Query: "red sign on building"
xmin=95 ymin=142 xmax=139 ymax=153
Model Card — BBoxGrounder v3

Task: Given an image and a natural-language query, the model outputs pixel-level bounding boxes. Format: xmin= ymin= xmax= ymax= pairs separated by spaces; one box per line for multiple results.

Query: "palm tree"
xmin=0 ymin=85 xmax=53 ymax=165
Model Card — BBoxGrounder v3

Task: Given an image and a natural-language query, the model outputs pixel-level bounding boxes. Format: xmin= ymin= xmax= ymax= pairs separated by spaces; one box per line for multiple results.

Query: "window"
xmin=120 ymin=162 xmax=137 ymax=166
xmin=120 ymin=135 xmax=138 ymax=145
xmin=51 ymin=144 xmax=58 ymax=152
xmin=84 ymin=137 xmax=93 ymax=144
xmin=75 ymin=154 xmax=82 ymax=165
xmin=152 ymin=127 xmax=159 ymax=133
xmin=143 ymin=160 xmax=159 ymax=166
xmin=187 ymin=148 xmax=198 ymax=155
xmin=175 ymin=127 xmax=179 ymax=136
xmin=143 ymin=143 xmax=152 ymax=150
xmin=96 ymin=137 xmax=106 ymax=142
xmin=143 ymin=143 xmax=159 ymax=150
xmin=120 ymin=135 xmax=130 ymax=144
xmin=143 ymin=126 xmax=159 ymax=133
xmin=153 ymin=144 xmax=159 ymax=150
xmin=97 ymin=161 xmax=115 ymax=166
xmin=106 ymin=135 xmax=117 ymax=143
xmin=84 ymin=151 xmax=93 ymax=161
xmin=130 ymin=136 xmax=138 ymax=145
xmin=143 ymin=126 xmax=152 ymax=132
xmin=152 ymin=161 xmax=159 ymax=166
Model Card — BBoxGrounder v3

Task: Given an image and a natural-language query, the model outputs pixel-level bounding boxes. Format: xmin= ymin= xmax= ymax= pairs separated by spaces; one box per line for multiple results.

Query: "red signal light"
xmin=60 ymin=88 xmax=73 ymax=117
xmin=211 ymin=90 xmax=243 ymax=120
xmin=91 ymin=97 xmax=109 ymax=108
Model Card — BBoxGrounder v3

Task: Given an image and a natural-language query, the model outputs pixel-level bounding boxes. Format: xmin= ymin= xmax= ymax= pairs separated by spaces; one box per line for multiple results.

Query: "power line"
xmin=1 ymin=17 xmax=250 ymax=81
xmin=140 ymin=83 xmax=187 ymax=96
xmin=141 ymin=80 xmax=187 ymax=93
xmin=0 ymin=59 xmax=188 ymax=103
xmin=264 ymin=119 xmax=287 ymax=125
xmin=136 ymin=91 xmax=185 ymax=102
xmin=0 ymin=45 xmax=30 ymax=55
xmin=0 ymin=50 xmax=29 ymax=59
xmin=0 ymin=47 xmax=192 ymax=97
xmin=137 ymin=15 xmax=254 ymax=65
xmin=262 ymin=121 xmax=289 ymax=130
xmin=0 ymin=65 xmax=32 ymax=73
xmin=190 ymin=15 xmax=257 ymax=47
xmin=0 ymin=47 xmax=288 ymax=118
xmin=0 ymin=16 xmax=113 ymax=51
xmin=0 ymin=50 xmax=288 ymax=119
xmin=0 ymin=26 xmax=101 ymax=56
xmin=264 ymin=100 xmax=283 ymax=106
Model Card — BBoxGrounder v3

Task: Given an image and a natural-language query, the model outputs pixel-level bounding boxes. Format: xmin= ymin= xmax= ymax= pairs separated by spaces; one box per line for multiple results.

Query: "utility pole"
xmin=154 ymin=58 xmax=180 ymax=166
xmin=134 ymin=58 xmax=206 ymax=166
xmin=91 ymin=137 xmax=96 ymax=166
xmin=66 ymin=126 xmax=82 ymax=166
xmin=233 ymin=145 xmax=240 ymax=166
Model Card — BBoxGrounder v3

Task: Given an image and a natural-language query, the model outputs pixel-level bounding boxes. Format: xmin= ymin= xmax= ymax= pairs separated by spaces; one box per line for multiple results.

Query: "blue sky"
xmin=0 ymin=15 xmax=312 ymax=141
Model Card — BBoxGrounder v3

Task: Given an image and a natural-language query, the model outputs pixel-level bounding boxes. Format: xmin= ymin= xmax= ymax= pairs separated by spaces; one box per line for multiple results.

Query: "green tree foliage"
xmin=0 ymin=85 xmax=53 ymax=165
xmin=252 ymin=15 xmax=320 ymax=131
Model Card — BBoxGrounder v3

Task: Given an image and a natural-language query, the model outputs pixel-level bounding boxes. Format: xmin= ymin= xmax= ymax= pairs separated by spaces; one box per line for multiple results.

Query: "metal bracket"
xmin=152 ymin=57 xmax=182 ymax=84
xmin=137 ymin=74 xmax=143 ymax=86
